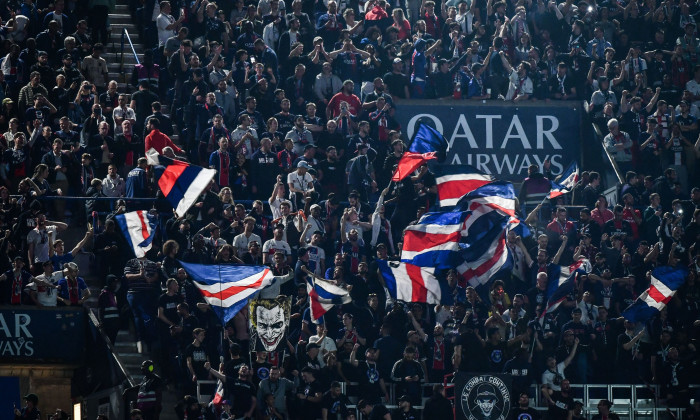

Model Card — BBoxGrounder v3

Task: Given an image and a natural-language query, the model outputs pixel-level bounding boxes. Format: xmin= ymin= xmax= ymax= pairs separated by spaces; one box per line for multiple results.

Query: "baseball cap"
xmin=306 ymin=342 xmax=320 ymax=351
xmin=393 ymin=57 xmax=402 ymax=64
xmin=297 ymin=161 xmax=311 ymax=169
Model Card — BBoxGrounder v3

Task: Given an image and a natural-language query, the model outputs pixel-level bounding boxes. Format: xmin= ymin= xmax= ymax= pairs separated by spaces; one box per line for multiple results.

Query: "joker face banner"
xmin=249 ymin=296 xmax=291 ymax=353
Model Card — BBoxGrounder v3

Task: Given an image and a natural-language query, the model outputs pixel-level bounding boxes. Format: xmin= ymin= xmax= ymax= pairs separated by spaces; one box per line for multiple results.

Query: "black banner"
xmin=394 ymin=101 xmax=582 ymax=181
xmin=0 ymin=306 xmax=85 ymax=363
xmin=454 ymin=372 xmax=513 ymax=420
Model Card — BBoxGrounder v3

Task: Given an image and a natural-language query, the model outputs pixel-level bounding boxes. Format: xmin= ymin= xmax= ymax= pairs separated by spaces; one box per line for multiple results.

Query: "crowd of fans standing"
xmin=2 ymin=0 xmax=700 ymax=418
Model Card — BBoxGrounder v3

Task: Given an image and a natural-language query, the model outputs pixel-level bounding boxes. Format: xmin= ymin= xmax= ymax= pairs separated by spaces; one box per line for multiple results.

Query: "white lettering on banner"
xmin=450 ymin=154 xmax=564 ymax=175
xmin=405 ymin=113 xmax=564 ymax=151
xmin=0 ymin=313 xmax=35 ymax=357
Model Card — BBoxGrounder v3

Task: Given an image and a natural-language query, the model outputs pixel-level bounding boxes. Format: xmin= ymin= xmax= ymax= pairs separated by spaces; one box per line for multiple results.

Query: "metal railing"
xmin=87 ymin=310 xmax=137 ymax=388
xmin=120 ymin=28 xmax=140 ymax=85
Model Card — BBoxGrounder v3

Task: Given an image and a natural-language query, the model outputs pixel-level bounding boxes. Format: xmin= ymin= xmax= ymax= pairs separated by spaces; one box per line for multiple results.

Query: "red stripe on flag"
xmin=437 ymin=179 xmax=492 ymax=201
xmin=648 ymin=284 xmax=672 ymax=304
xmin=391 ymin=152 xmax=437 ymax=182
xmin=309 ymin=288 xmax=327 ymax=320
xmin=460 ymin=235 xmax=507 ymax=282
xmin=158 ymin=161 xmax=188 ymax=196
xmin=199 ymin=271 xmax=268 ymax=300
xmin=403 ymin=230 xmax=461 ymax=251
xmin=136 ymin=210 xmax=149 ymax=241
xmin=406 ymin=263 xmax=427 ymax=302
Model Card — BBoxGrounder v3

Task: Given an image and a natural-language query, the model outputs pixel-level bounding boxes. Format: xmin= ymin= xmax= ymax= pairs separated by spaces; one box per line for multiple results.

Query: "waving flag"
xmin=307 ymin=277 xmax=352 ymax=322
xmin=147 ymin=149 xmax=217 ymax=215
xmin=180 ymin=261 xmax=277 ymax=323
xmin=401 ymin=210 xmax=467 ymax=269
xmin=378 ymin=260 xmax=442 ymax=304
xmin=548 ymin=162 xmax=580 ymax=199
xmin=544 ymin=259 xmax=591 ymax=315
xmin=115 ymin=210 xmax=157 ymax=258
xmin=456 ymin=181 xmax=517 ymax=217
xmin=435 ymin=165 xmax=494 ymax=208
xmin=392 ymin=123 xmax=447 ymax=182
xmin=622 ymin=266 xmax=688 ymax=323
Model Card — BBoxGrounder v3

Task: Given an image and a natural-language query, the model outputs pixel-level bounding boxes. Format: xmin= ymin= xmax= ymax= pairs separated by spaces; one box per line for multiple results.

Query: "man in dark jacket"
xmin=422 ymin=385 xmax=452 ymax=420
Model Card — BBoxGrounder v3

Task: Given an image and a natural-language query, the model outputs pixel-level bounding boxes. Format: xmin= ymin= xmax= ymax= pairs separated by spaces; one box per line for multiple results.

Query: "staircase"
xmin=105 ymin=4 xmax=143 ymax=93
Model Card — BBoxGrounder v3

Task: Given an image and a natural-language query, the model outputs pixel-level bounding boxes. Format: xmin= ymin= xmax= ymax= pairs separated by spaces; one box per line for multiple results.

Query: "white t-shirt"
xmin=542 ymin=362 xmax=566 ymax=391
xmin=27 ymin=226 xmax=57 ymax=263
xmin=309 ymin=335 xmax=337 ymax=367
xmin=269 ymin=197 xmax=284 ymax=220
xmin=156 ymin=13 xmax=176 ymax=45
xmin=232 ymin=233 xmax=262 ymax=257
xmin=306 ymin=245 xmax=325 ymax=276
xmin=287 ymin=171 xmax=313 ymax=196
xmin=27 ymin=270 xmax=63 ymax=306
xmin=262 ymin=239 xmax=292 ymax=259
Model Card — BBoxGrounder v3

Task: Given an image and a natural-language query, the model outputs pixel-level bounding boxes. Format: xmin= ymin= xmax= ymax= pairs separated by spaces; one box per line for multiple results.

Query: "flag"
xmin=456 ymin=181 xmax=517 ymax=217
xmin=548 ymin=162 xmax=580 ymax=199
xmin=622 ymin=266 xmax=688 ymax=323
xmin=457 ymin=231 xmax=511 ymax=289
xmin=115 ymin=210 xmax=157 ymax=258
xmin=392 ymin=123 xmax=447 ymax=182
xmin=401 ymin=210 xmax=467 ymax=269
xmin=377 ymin=260 xmax=442 ymax=304
xmin=307 ymin=277 xmax=352 ymax=322
xmin=434 ymin=165 xmax=494 ymax=208
xmin=180 ymin=261 xmax=277 ymax=323
xmin=544 ymin=259 xmax=591 ymax=314
xmin=146 ymin=149 xmax=217 ymax=215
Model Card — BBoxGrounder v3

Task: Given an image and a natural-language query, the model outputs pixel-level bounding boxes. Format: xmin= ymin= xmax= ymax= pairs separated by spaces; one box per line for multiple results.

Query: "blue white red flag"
xmin=548 ymin=162 xmax=580 ymax=199
xmin=401 ymin=210 xmax=466 ymax=269
xmin=456 ymin=181 xmax=517 ymax=217
xmin=377 ymin=260 xmax=442 ymax=304
xmin=307 ymin=277 xmax=352 ymax=322
xmin=147 ymin=149 xmax=217 ymax=215
xmin=434 ymin=165 xmax=494 ymax=208
xmin=622 ymin=266 xmax=688 ymax=323
xmin=179 ymin=261 xmax=277 ymax=323
xmin=392 ymin=124 xmax=447 ymax=181
xmin=115 ymin=210 xmax=157 ymax=258
xmin=544 ymin=259 xmax=591 ymax=314
xmin=457 ymin=231 xmax=511 ymax=289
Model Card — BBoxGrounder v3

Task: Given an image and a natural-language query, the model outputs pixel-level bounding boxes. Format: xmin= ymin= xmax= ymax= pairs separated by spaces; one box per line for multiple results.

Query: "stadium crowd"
xmin=2 ymin=0 xmax=700 ymax=418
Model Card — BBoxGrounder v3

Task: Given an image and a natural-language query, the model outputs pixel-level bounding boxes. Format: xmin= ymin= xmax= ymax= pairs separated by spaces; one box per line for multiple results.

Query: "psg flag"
xmin=392 ymin=123 xmax=447 ymax=181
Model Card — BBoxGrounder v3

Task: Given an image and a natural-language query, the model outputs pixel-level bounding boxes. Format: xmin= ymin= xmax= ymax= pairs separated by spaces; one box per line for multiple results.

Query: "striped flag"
xmin=392 ymin=124 xmax=447 ymax=182
xmin=434 ymin=165 xmax=494 ymax=208
xmin=622 ymin=266 xmax=688 ymax=323
xmin=401 ymin=210 xmax=466 ymax=269
xmin=377 ymin=260 xmax=442 ymax=304
xmin=544 ymin=259 xmax=591 ymax=314
xmin=548 ymin=162 xmax=580 ymax=199
xmin=456 ymin=181 xmax=517 ymax=217
xmin=179 ymin=261 xmax=277 ymax=323
xmin=457 ymin=231 xmax=511 ymax=289
xmin=115 ymin=210 xmax=157 ymax=258
xmin=307 ymin=277 xmax=352 ymax=322
xmin=146 ymin=149 xmax=217 ymax=215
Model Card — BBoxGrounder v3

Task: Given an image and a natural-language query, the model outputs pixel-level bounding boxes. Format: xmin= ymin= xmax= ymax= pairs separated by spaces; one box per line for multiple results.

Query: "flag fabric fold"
xmin=622 ymin=266 xmax=688 ymax=323
xmin=548 ymin=162 xmax=579 ymax=199
xmin=377 ymin=260 xmax=442 ymax=304
xmin=392 ymin=123 xmax=447 ymax=181
xmin=179 ymin=261 xmax=276 ymax=323
xmin=401 ymin=210 xmax=467 ymax=269
xmin=544 ymin=259 xmax=591 ymax=314
xmin=455 ymin=181 xmax=517 ymax=217
xmin=115 ymin=210 xmax=158 ymax=258
xmin=434 ymin=165 xmax=494 ymax=208
xmin=146 ymin=149 xmax=217 ymax=215
xmin=307 ymin=277 xmax=352 ymax=322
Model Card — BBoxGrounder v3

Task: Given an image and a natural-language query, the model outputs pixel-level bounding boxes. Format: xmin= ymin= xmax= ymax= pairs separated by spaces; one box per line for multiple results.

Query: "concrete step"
xmin=115 ymin=4 xmax=130 ymax=12
xmin=104 ymin=52 xmax=139 ymax=65
xmin=110 ymin=13 xmax=135 ymax=24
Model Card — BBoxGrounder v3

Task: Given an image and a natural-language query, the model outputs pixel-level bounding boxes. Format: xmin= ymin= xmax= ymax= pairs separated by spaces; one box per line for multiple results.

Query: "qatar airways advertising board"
xmin=395 ymin=101 xmax=582 ymax=181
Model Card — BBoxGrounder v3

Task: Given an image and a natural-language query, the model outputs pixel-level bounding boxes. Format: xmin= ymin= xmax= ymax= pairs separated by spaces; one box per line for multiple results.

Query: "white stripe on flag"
xmin=124 ymin=211 xmax=151 ymax=258
xmin=641 ymin=290 xmax=665 ymax=310
xmin=650 ymin=275 xmax=673 ymax=298
xmin=176 ymin=167 xmax=217 ymax=215
xmin=394 ymin=264 xmax=414 ymax=302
